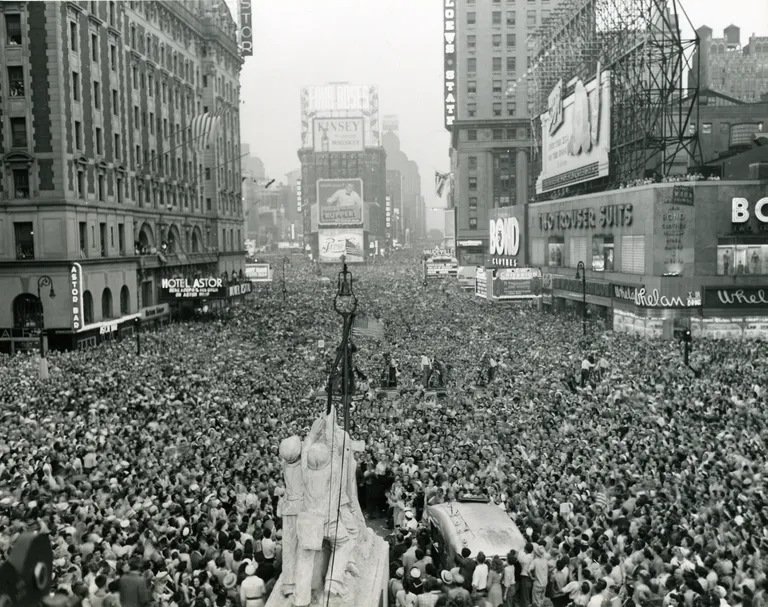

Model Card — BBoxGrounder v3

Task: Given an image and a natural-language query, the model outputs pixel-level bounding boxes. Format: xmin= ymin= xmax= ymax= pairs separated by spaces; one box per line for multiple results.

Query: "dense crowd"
xmin=1 ymin=251 xmax=766 ymax=607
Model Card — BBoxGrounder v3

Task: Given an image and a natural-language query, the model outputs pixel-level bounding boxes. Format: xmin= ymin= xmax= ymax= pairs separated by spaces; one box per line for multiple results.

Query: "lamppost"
xmin=682 ymin=328 xmax=692 ymax=366
xmin=326 ymin=261 xmax=358 ymax=434
xmin=37 ymin=275 xmax=56 ymax=369
xmin=574 ymin=261 xmax=587 ymax=336
xmin=281 ymin=256 xmax=288 ymax=301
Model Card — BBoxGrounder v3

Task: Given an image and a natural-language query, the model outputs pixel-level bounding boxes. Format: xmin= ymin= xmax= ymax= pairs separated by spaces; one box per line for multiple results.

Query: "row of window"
xmin=14 ymin=220 xmax=126 ymax=261
xmin=13 ymin=287 xmax=129 ymax=332
xmin=467 ymin=0 xmax=549 ymax=4
xmin=464 ymin=127 xmax=531 ymax=142
xmin=465 ymin=10 xmax=545 ymax=28
xmin=468 ymin=33 xmax=520 ymax=51
xmin=530 ymin=235 xmax=646 ymax=275
xmin=467 ymin=101 xmax=517 ymax=118
xmin=466 ymin=55 xmax=525 ymax=75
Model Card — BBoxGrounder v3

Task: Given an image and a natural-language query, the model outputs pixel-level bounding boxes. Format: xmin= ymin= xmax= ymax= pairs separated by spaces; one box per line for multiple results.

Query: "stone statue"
xmin=278 ymin=436 xmax=304 ymax=600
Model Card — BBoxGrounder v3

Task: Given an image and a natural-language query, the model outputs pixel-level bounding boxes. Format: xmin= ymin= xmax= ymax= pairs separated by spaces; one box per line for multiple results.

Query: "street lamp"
xmin=281 ymin=256 xmax=288 ymax=301
xmin=37 ymin=275 xmax=56 ymax=367
xmin=574 ymin=261 xmax=587 ymax=336
xmin=327 ymin=261 xmax=358 ymax=434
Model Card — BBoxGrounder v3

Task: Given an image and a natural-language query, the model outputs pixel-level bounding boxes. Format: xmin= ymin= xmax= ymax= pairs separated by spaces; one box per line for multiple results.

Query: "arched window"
xmin=12 ymin=294 xmax=42 ymax=329
xmin=102 ymin=288 xmax=114 ymax=319
xmin=83 ymin=290 xmax=94 ymax=324
xmin=120 ymin=285 xmax=130 ymax=315
xmin=191 ymin=228 xmax=201 ymax=253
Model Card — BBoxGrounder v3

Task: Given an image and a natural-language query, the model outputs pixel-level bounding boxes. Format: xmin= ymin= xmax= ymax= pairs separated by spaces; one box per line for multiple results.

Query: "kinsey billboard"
xmin=313 ymin=117 xmax=365 ymax=152
xmin=317 ymin=178 xmax=364 ymax=226
xmin=318 ymin=229 xmax=365 ymax=264
xmin=443 ymin=0 xmax=456 ymax=129
xmin=237 ymin=0 xmax=252 ymax=56
xmin=159 ymin=277 xmax=224 ymax=301
xmin=537 ymin=69 xmax=611 ymax=193
xmin=70 ymin=263 xmax=84 ymax=331
xmin=300 ymin=84 xmax=380 ymax=149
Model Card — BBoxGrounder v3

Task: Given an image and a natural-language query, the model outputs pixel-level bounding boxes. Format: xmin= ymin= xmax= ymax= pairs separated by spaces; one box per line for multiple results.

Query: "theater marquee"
xmin=443 ymin=0 xmax=456 ymax=129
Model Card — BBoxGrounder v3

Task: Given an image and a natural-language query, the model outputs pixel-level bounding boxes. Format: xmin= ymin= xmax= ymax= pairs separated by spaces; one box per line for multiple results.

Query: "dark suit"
xmin=118 ymin=571 xmax=152 ymax=607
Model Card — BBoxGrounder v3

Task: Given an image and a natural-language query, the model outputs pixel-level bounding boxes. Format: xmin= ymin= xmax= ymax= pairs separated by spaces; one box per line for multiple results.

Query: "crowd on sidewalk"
xmin=1 ymin=251 xmax=766 ymax=607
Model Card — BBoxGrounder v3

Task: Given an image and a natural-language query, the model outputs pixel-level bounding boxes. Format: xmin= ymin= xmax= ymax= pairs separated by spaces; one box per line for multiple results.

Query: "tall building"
xmin=445 ymin=0 xmax=561 ymax=266
xmin=382 ymin=128 xmax=424 ymax=242
xmin=0 ymin=0 xmax=245 ymax=353
xmin=690 ymin=25 xmax=768 ymax=103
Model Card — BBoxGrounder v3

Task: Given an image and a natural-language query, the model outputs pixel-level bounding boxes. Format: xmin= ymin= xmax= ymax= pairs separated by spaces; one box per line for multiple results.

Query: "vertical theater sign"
xmin=70 ymin=263 xmax=84 ymax=331
xmin=443 ymin=0 xmax=456 ymax=129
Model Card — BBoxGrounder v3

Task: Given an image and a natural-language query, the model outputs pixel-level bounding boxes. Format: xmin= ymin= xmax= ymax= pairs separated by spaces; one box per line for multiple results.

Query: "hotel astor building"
xmin=0 ymin=0 xmax=246 ymax=353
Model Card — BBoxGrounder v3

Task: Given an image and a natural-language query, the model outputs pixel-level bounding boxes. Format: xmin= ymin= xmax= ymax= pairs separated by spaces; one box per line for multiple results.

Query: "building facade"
xmin=694 ymin=93 xmax=768 ymax=164
xmin=446 ymin=0 xmax=560 ymax=266
xmin=382 ymin=129 xmax=425 ymax=244
xmin=0 ymin=0 xmax=245 ymax=353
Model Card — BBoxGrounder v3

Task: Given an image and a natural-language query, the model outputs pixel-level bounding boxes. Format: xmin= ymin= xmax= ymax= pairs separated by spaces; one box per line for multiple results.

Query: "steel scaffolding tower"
xmin=525 ymin=0 xmax=702 ymax=193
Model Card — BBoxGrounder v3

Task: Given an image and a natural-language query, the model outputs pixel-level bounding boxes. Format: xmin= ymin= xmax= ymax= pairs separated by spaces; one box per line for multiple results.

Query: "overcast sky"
xmin=234 ymin=0 xmax=767 ymax=232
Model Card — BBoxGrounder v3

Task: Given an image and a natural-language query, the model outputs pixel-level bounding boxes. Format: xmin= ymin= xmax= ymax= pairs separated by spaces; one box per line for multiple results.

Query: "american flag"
xmin=435 ymin=170 xmax=450 ymax=197
xmin=352 ymin=316 xmax=385 ymax=340
xmin=190 ymin=108 xmax=225 ymax=152
xmin=344 ymin=239 xmax=363 ymax=258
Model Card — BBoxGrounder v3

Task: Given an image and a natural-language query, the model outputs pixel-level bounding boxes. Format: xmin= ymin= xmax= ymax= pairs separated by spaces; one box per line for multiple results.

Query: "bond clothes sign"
xmin=443 ymin=0 xmax=457 ymax=129
xmin=704 ymin=287 xmax=768 ymax=309
xmin=70 ymin=263 xmax=84 ymax=331
xmin=489 ymin=217 xmax=520 ymax=256
xmin=159 ymin=277 xmax=224 ymax=300
xmin=313 ymin=118 xmax=365 ymax=153
xmin=317 ymin=178 xmax=364 ymax=226
xmin=731 ymin=197 xmax=768 ymax=234
xmin=238 ymin=0 xmax=252 ymax=56
xmin=536 ymin=70 xmax=611 ymax=193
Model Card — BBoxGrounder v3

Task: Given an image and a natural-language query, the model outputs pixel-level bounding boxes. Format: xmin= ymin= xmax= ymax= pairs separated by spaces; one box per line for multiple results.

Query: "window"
xmin=468 ymin=156 xmax=478 ymax=170
xmin=110 ymin=44 xmax=117 ymax=70
xmin=569 ymin=236 xmax=588 ymax=268
xmin=507 ymin=102 xmax=517 ymax=116
xmin=620 ymin=235 xmax=645 ymax=274
xmin=542 ymin=10 xmax=551 ymax=22
xmin=506 ymin=11 xmax=516 ymax=26
xmin=108 ymin=1 xmax=115 ymax=25
xmin=493 ymin=80 xmax=502 ymax=94
xmin=130 ymin=25 xmax=136 ymax=47
xmin=116 ymin=177 xmax=123 ymax=203
xmin=493 ymin=57 xmax=502 ymax=72
xmin=702 ymin=123 xmax=712 ymax=134
xmin=91 ymin=33 xmax=98 ymax=61
xmin=10 ymin=117 xmax=27 ymax=147
xmin=99 ymin=222 xmax=107 ymax=255
xmin=95 ymin=127 xmax=103 ymax=155
xmin=493 ymin=34 xmax=502 ymax=48
xmin=14 ymin=222 xmax=34 ymax=260
xmin=83 ymin=291 xmax=94 ymax=324
xmin=507 ymin=33 xmax=516 ymax=49
xmin=467 ymin=102 xmax=477 ymax=117
xmin=720 ymin=122 xmax=730 ymax=133
xmin=5 ymin=14 xmax=22 ymax=45
xmin=592 ymin=235 xmax=614 ymax=271
xmin=469 ymin=218 xmax=478 ymax=230
xmin=467 ymin=12 xmax=476 ymax=25
xmin=493 ymin=128 xmax=503 ymax=140
xmin=467 ymin=34 xmax=476 ymax=50
xmin=118 ymin=223 xmax=125 ymax=254
xmin=114 ymin=134 xmax=121 ymax=159
xmin=527 ymin=11 xmax=537 ymax=26
xmin=120 ymin=285 xmax=129 ymax=314
xmin=72 ymin=71 xmax=80 ymax=101
xmin=205 ymin=167 xmax=211 ymax=180
xmin=468 ymin=80 xmax=477 ymax=94
xmin=469 ymin=197 xmax=478 ymax=210
xmin=507 ymin=56 xmax=517 ymax=73
xmin=97 ymin=175 xmax=105 ymax=201
xmin=70 ymin=21 xmax=77 ymax=52
xmin=74 ymin=121 xmax=82 ymax=150
xmin=467 ymin=57 xmax=476 ymax=73
xmin=77 ymin=170 xmax=85 ymax=198
xmin=468 ymin=129 xmax=477 ymax=141
xmin=132 ymin=66 xmax=138 ymax=88
xmin=493 ymin=103 xmax=502 ymax=117
xmin=717 ymin=243 xmax=768 ymax=275
xmin=206 ymin=197 xmax=212 ymax=211
xmin=13 ymin=169 xmax=30 ymax=198
xmin=112 ymin=89 xmax=118 ymax=114
xmin=492 ymin=11 xmax=501 ymax=25
xmin=8 ymin=66 xmax=24 ymax=96
xmin=469 ymin=177 xmax=478 ymax=191
xmin=93 ymin=81 xmax=101 ymax=109
xmin=79 ymin=221 xmax=87 ymax=253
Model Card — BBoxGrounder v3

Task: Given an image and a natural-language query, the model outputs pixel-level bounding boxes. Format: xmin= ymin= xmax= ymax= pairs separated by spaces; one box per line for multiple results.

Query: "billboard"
xmin=317 ymin=178 xmax=364 ymax=226
xmin=245 ymin=263 xmax=272 ymax=282
xmin=491 ymin=267 xmax=542 ymax=300
xmin=383 ymin=115 xmax=399 ymax=132
xmin=313 ymin=117 xmax=365 ymax=153
xmin=238 ymin=0 xmax=252 ymax=56
xmin=443 ymin=0 xmax=456 ymax=129
xmin=159 ymin=277 xmax=224 ymax=300
xmin=318 ymin=229 xmax=365 ymax=264
xmin=300 ymin=84 xmax=380 ymax=149
xmin=536 ymin=70 xmax=611 ymax=194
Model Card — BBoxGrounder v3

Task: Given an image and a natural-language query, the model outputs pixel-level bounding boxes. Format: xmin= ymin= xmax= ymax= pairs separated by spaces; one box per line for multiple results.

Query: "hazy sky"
xmin=235 ymin=0 xmax=767 ymax=232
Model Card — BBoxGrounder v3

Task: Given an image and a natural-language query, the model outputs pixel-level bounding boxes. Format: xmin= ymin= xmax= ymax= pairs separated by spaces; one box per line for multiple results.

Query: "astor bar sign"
xmin=70 ymin=263 xmax=84 ymax=331
xmin=443 ymin=0 xmax=456 ymax=129
xmin=704 ymin=286 xmax=768 ymax=308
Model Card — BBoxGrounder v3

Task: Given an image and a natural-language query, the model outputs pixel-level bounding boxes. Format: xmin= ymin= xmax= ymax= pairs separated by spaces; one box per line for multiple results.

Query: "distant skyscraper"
xmin=382 ymin=132 xmax=424 ymax=240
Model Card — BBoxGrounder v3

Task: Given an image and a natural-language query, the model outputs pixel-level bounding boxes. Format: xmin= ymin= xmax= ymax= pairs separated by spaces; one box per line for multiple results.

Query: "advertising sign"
xmin=159 ymin=277 xmax=224 ymax=301
xmin=655 ymin=186 xmax=695 ymax=276
xmin=317 ymin=178 xmax=364 ymax=226
xmin=70 ymin=263 xmax=84 ymax=331
xmin=475 ymin=268 xmax=488 ymax=299
xmin=537 ymin=70 xmax=611 ymax=193
xmin=633 ymin=287 xmax=701 ymax=309
xmin=426 ymin=256 xmax=458 ymax=278
xmin=703 ymin=286 xmax=768 ymax=309
xmin=313 ymin=117 xmax=365 ymax=153
xmin=731 ymin=197 xmax=768 ymax=234
xmin=443 ymin=0 xmax=457 ymax=129
xmin=238 ymin=0 xmax=252 ymax=56
xmin=296 ymin=179 xmax=302 ymax=214
xmin=383 ymin=115 xmax=399 ymax=132
xmin=245 ymin=263 xmax=272 ymax=282
xmin=318 ymin=229 xmax=365 ymax=264
xmin=537 ymin=203 xmax=632 ymax=231
xmin=489 ymin=216 xmax=522 ymax=267
xmin=385 ymin=195 xmax=392 ymax=229
xmin=300 ymin=84 xmax=380 ymax=149
xmin=492 ymin=267 xmax=542 ymax=300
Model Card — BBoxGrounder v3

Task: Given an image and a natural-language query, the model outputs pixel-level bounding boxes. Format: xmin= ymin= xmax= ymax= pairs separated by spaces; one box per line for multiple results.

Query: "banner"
xmin=317 ymin=178 xmax=364 ymax=226
xmin=318 ymin=229 xmax=365 ymax=263
xmin=313 ymin=117 xmax=364 ymax=152
xmin=70 ymin=263 xmax=84 ymax=331
xmin=245 ymin=263 xmax=272 ymax=282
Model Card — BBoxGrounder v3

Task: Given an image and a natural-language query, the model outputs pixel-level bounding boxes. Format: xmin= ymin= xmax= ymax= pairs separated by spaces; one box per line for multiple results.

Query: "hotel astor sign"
xmin=443 ymin=0 xmax=456 ymax=129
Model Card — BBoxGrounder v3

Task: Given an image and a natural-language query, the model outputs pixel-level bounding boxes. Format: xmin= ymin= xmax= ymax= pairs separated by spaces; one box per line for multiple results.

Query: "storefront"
xmin=64 ymin=313 xmax=142 ymax=351
xmin=456 ymin=239 xmax=486 ymax=267
xmin=0 ymin=327 xmax=41 ymax=355
xmin=138 ymin=303 xmax=171 ymax=330
xmin=693 ymin=286 xmax=768 ymax=338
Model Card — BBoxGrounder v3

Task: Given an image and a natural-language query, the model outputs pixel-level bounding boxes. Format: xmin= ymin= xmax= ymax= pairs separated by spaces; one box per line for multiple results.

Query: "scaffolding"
xmin=524 ymin=0 xmax=702 ymax=195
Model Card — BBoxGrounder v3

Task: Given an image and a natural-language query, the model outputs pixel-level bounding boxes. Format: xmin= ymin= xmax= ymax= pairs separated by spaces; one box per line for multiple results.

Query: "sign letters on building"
xmin=238 ymin=0 xmax=252 ymax=56
xmin=296 ymin=179 xmax=302 ymax=214
xmin=731 ymin=197 xmax=768 ymax=233
xmin=538 ymin=203 xmax=632 ymax=231
xmin=704 ymin=287 xmax=768 ymax=308
xmin=489 ymin=217 xmax=520 ymax=257
xmin=443 ymin=0 xmax=456 ymax=129
xmin=70 ymin=263 xmax=84 ymax=331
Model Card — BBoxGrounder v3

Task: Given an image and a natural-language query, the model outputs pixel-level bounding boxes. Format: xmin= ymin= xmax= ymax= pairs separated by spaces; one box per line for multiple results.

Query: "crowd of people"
xmin=1 ymin=251 xmax=766 ymax=607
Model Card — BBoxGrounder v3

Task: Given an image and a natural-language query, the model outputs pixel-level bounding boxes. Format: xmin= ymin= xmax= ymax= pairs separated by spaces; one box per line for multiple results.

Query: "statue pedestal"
xmin=267 ymin=529 xmax=389 ymax=607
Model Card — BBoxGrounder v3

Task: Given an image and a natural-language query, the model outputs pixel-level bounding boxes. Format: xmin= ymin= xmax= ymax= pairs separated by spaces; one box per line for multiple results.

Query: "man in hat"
xmin=449 ymin=572 xmax=471 ymax=604
xmin=240 ymin=563 xmax=266 ymax=607
xmin=278 ymin=435 xmax=303 ymax=600
xmin=389 ymin=567 xmax=405 ymax=605
xmin=117 ymin=555 xmax=152 ymax=607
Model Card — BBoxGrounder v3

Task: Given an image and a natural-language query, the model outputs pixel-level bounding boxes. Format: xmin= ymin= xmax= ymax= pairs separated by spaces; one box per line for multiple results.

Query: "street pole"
xmin=135 ymin=317 xmax=141 ymax=356
xmin=282 ymin=256 xmax=287 ymax=301
xmin=575 ymin=261 xmax=586 ymax=337
xmin=36 ymin=276 xmax=55 ymax=379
